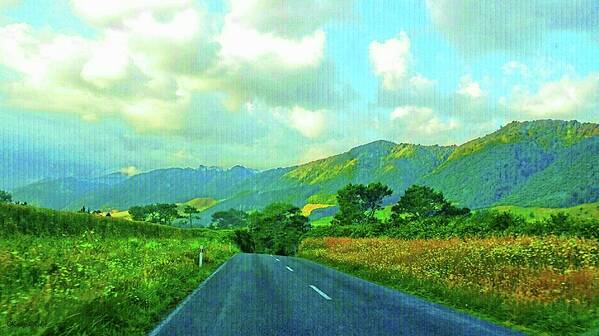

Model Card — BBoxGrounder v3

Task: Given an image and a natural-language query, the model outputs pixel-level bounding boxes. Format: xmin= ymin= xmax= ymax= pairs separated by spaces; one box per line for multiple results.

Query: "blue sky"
xmin=1 ymin=0 xmax=598 ymax=188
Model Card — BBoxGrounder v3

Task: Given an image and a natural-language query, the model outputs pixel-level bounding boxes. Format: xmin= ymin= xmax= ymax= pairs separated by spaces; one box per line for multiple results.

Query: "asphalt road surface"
xmin=149 ymin=253 xmax=522 ymax=336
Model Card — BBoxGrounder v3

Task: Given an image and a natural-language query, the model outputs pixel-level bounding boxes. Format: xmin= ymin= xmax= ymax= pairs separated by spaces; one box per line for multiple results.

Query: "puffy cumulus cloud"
xmin=369 ymin=33 xmax=497 ymax=146
xmin=119 ymin=165 xmax=140 ymax=176
xmin=369 ymin=31 xmax=436 ymax=101
xmin=0 ymin=0 xmax=352 ymax=133
xmin=0 ymin=22 xmax=191 ymax=132
xmin=271 ymin=105 xmax=327 ymax=139
xmin=387 ymin=105 xmax=460 ymax=143
xmin=226 ymin=0 xmax=354 ymax=39
xmin=457 ymin=74 xmax=484 ymax=99
xmin=289 ymin=106 xmax=326 ymax=138
xmin=370 ymin=32 xmax=413 ymax=91
xmin=505 ymin=74 xmax=599 ymax=119
xmin=219 ymin=22 xmax=324 ymax=68
xmin=207 ymin=0 xmax=354 ymax=111
xmin=426 ymin=0 xmax=599 ymax=53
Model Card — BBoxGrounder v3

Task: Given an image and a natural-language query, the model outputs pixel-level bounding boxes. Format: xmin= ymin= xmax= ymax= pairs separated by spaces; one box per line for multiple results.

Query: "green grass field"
xmin=309 ymin=205 xmax=393 ymax=227
xmin=179 ymin=197 xmax=219 ymax=212
xmin=105 ymin=197 xmax=220 ymax=222
xmin=0 ymin=204 xmax=237 ymax=336
xmin=490 ymin=202 xmax=599 ymax=221
xmin=309 ymin=202 xmax=599 ymax=228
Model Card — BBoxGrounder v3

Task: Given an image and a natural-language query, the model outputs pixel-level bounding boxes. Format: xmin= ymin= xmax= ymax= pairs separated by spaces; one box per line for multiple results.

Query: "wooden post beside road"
xmin=199 ymin=245 xmax=204 ymax=268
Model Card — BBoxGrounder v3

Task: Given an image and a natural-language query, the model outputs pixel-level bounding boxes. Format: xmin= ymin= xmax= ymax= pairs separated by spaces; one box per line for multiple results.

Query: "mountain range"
xmin=11 ymin=120 xmax=599 ymax=224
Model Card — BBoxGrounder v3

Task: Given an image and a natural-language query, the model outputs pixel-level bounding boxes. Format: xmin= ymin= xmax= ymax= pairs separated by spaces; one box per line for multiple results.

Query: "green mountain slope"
xmin=12 ymin=120 xmax=599 ymax=224
xmin=421 ymin=120 xmax=598 ymax=208
xmin=498 ymin=136 xmax=599 ymax=207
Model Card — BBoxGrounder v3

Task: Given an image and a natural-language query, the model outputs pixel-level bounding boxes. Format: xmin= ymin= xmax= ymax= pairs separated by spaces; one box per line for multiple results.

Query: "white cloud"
xmin=218 ymin=18 xmax=324 ymax=68
xmin=0 ymin=21 xmax=191 ymax=132
xmin=226 ymin=0 xmax=354 ymax=39
xmin=506 ymin=74 xmax=599 ymax=118
xmin=369 ymin=32 xmax=435 ymax=93
xmin=457 ymin=75 xmax=484 ymax=99
xmin=409 ymin=74 xmax=437 ymax=91
xmin=206 ymin=0 xmax=352 ymax=111
xmin=426 ymin=0 xmax=599 ymax=53
xmin=273 ymin=106 xmax=326 ymax=138
xmin=389 ymin=105 xmax=459 ymax=138
xmin=369 ymin=32 xmax=412 ymax=90
xmin=119 ymin=165 xmax=140 ymax=176
xmin=390 ymin=106 xmax=433 ymax=120
xmin=80 ymin=34 xmax=132 ymax=89
xmin=0 ymin=0 xmax=350 ymax=133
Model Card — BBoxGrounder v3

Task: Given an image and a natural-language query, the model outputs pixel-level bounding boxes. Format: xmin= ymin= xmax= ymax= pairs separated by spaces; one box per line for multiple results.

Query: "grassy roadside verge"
xmin=299 ymin=237 xmax=599 ymax=336
xmin=0 ymin=204 xmax=238 ymax=335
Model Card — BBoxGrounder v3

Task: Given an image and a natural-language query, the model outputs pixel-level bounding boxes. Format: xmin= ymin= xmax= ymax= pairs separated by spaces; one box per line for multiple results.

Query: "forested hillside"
xmin=12 ymin=120 xmax=599 ymax=224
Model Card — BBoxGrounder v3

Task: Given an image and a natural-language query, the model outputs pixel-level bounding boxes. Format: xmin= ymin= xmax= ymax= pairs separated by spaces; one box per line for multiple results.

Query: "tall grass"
xmin=0 ymin=204 xmax=238 ymax=335
xmin=0 ymin=203 xmax=227 ymax=239
xmin=299 ymin=237 xmax=599 ymax=335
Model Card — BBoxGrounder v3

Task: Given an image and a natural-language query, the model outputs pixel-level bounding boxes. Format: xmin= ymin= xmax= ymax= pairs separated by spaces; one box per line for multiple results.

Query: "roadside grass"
xmin=299 ymin=237 xmax=599 ymax=335
xmin=0 ymin=204 xmax=238 ymax=335
xmin=490 ymin=202 xmax=599 ymax=222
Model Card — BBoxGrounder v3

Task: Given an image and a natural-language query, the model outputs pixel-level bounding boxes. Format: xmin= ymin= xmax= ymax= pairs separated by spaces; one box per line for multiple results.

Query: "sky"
xmin=1 ymin=0 xmax=598 ymax=185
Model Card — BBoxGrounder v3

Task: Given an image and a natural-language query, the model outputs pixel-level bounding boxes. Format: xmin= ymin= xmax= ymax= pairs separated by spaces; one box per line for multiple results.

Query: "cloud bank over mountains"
xmin=0 ymin=0 xmax=597 ymax=172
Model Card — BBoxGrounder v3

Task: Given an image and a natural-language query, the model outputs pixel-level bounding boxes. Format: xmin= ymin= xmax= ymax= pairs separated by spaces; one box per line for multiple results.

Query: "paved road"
xmin=149 ymin=253 xmax=522 ymax=336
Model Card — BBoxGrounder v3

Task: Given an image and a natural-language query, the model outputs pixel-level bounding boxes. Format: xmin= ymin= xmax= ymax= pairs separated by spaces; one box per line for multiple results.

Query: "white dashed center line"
xmin=275 ymin=258 xmax=280 ymax=262
xmin=309 ymin=285 xmax=332 ymax=300
xmin=286 ymin=266 xmax=294 ymax=272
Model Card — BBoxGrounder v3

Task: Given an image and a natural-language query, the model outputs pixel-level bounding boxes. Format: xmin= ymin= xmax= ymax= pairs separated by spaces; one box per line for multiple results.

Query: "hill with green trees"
xmin=423 ymin=120 xmax=599 ymax=208
xmin=11 ymin=120 xmax=599 ymax=225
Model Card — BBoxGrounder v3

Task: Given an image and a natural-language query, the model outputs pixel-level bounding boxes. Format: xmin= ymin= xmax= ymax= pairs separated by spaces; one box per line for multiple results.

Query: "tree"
xmin=183 ymin=205 xmax=200 ymax=227
xmin=211 ymin=208 xmax=249 ymax=228
xmin=154 ymin=203 xmax=179 ymax=225
xmin=129 ymin=203 xmax=180 ymax=225
xmin=391 ymin=185 xmax=469 ymax=222
xmin=0 ymin=190 xmax=12 ymax=204
xmin=333 ymin=183 xmax=392 ymax=225
xmin=249 ymin=203 xmax=310 ymax=255
xmin=362 ymin=182 xmax=393 ymax=220
xmin=233 ymin=229 xmax=255 ymax=253
xmin=129 ymin=206 xmax=148 ymax=221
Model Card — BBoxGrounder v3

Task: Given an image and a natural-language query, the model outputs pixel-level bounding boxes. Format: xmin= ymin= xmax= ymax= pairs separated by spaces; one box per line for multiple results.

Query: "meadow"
xmin=0 ymin=204 xmax=238 ymax=335
xmin=299 ymin=237 xmax=599 ymax=335
xmin=490 ymin=202 xmax=599 ymax=222
xmin=309 ymin=202 xmax=599 ymax=228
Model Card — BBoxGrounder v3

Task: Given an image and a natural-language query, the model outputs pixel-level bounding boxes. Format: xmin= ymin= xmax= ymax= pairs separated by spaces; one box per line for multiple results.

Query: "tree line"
xmin=309 ymin=183 xmax=597 ymax=239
